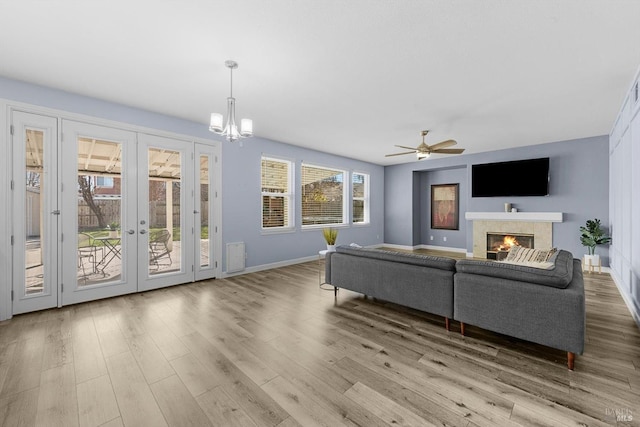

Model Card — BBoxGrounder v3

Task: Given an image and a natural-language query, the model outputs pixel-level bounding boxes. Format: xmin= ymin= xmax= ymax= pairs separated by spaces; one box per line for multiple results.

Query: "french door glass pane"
xmin=77 ymin=138 xmax=123 ymax=286
xmin=199 ymin=155 xmax=210 ymax=268
xmin=148 ymin=148 xmax=181 ymax=275
xmin=25 ymin=129 xmax=45 ymax=295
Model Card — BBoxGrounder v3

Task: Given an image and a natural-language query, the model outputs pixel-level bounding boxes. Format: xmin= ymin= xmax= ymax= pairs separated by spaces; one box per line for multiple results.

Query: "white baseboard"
xmin=374 ymin=243 xmax=417 ymax=251
xmin=417 ymin=244 xmax=467 ymax=254
xmin=221 ymin=255 xmax=318 ymax=278
xmin=609 ymin=269 xmax=640 ymax=329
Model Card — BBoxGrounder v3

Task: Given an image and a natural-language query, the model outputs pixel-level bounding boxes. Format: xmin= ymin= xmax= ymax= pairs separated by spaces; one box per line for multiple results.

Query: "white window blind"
xmin=352 ymin=172 xmax=369 ymax=224
xmin=261 ymin=157 xmax=293 ymax=229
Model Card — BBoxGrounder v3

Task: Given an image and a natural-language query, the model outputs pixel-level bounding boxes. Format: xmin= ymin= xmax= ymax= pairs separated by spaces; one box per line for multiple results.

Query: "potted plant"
xmin=579 ymin=218 xmax=611 ymax=268
xmin=323 ymin=227 xmax=338 ymax=252
xmin=108 ymin=221 xmax=119 ymax=238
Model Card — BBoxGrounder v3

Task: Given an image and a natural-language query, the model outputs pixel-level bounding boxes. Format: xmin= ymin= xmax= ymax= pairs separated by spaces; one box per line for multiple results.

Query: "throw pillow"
xmin=546 ymin=247 xmax=559 ymax=262
xmin=505 ymin=245 xmax=556 ymax=263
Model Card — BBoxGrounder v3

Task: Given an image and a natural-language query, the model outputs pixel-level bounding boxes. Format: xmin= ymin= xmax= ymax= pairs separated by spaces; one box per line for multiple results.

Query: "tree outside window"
xmin=352 ymin=172 xmax=369 ymax=224
xmin=301 ymin=164 xmax=346 ymax=226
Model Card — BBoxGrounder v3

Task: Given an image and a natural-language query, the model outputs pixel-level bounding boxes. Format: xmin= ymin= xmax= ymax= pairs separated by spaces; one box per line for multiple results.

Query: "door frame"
xmin=9 ymin=111 xmax=61 ymax=314
xmin=0 ymin=100 xmax=222 ymax=321
xmin=195 ymin=142 xmax=221 ymax=282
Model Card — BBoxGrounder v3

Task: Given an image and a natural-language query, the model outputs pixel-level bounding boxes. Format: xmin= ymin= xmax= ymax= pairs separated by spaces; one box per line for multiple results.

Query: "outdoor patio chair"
xmin=149 ymin=229 xmax=172 ymax=269
xmin=78 ymin=232 xmax=102 ymax=278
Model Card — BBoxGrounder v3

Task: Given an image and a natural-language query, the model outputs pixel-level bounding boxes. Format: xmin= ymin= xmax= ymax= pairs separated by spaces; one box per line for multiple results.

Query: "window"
xmin=95 ymin=176 xmax=114 ymax=188
xmin=352 ymin=172 xmax=369 ymax=224
xmin=301 ymin=164 xmax=346 ymax=226
xmin=261 ymin=157 xmax=293 ymax=230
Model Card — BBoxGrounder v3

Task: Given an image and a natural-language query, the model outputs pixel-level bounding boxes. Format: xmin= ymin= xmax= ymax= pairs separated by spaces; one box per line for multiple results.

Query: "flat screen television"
xmin=471 ymin=157 xmax=550 ymax=197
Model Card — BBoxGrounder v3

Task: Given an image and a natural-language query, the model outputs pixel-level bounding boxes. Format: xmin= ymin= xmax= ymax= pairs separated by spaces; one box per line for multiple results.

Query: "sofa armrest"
xmin=325 ymin=251 xmax=333 ymax=284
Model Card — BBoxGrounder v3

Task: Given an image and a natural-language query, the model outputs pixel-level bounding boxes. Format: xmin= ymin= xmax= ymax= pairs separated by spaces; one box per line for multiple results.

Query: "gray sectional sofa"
xmin=325 ymin=246 xmax=585 ymax=370
xmin=326 ymin=246 xmax=457 ymax=330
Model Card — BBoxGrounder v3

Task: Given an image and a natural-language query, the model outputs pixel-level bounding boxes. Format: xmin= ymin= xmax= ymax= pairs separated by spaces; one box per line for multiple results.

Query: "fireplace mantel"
xmin=465 ymin=212 xmax=563 ymax=222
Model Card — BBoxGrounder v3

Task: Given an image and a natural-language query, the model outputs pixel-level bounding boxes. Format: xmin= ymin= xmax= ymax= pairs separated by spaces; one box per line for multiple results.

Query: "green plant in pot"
xmin=108 ymin=221 xmax=120 ymax=237
xmin=323 ymin=227 xmax=338 ymax=252
xmin=579 ymin=218 xmax=611 ymax=268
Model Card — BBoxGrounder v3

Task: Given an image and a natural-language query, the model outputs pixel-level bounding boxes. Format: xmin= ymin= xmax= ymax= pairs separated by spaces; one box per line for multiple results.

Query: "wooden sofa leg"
xmin=445 ymin=317 xmax=450 ymax=331
xmin=460 ymin=322 xmax=465 ymax=336
xmin=567 ymin=352 xmax=575 ymax=370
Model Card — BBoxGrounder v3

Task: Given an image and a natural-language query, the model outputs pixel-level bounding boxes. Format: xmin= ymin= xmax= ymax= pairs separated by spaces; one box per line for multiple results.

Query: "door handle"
xmin=140 ymin=229 xmax=147 ymax=234
xmin=127 ymin=229 xmax=135 ymax=235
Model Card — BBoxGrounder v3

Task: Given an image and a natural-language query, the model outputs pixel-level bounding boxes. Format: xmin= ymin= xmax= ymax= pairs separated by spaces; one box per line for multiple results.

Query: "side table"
xmin=318 ymin=250 xmax=335 ymax=291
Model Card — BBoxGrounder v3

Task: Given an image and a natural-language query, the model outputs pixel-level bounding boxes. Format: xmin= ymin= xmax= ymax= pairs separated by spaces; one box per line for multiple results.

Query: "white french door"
xmin=10 ymin=110 xmax=219 ymax=315
xmin=11 ymin=112 xmax=59 ymax=314
xmin=195 ymin=143 xmax=219 ymax=282
xmin=137 ymin=133 xmax=195 ymax=291
xmin=60 ymin=120 xmax=139 ymax=304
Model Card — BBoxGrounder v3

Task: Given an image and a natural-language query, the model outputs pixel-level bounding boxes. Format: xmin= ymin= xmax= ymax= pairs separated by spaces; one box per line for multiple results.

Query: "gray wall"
xmin=0 ymin=76 xmax=385 ymax=273
xmin=223 ymin=137 xmax=384 ymax=268
xmin=385 ymin=135 xmax=611 ymax=264
xmin=418 ymin=166 xmax=468 ymax=249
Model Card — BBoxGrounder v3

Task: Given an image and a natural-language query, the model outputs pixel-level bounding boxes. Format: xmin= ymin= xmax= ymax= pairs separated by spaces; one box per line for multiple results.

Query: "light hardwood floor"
xmin=1 ymin=253 xmax=639 ymax=426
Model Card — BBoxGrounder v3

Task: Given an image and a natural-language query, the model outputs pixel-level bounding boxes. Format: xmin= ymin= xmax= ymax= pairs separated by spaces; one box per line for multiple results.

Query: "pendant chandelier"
xmin=209 ymin=60 xmax=253 ymax=142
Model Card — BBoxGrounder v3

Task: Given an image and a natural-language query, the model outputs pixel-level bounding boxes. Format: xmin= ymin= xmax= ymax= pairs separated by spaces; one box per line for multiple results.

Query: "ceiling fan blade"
xmin=428 ymin=139 xmax=457 ymax=151
xmin=394 ymin=145 xmax=418 ymax=150
xmin=432 ymin=148 xmax=465 ymax=154
xmin=385 ymin=151 xmax=416 ymax=157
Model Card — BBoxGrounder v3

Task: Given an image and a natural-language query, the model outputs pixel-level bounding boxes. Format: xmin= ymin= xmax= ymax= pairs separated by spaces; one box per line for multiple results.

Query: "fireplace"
xmin=466 ymin=212 xmax=561 ymax=259
xmin=486 ymin=232 xmax=534 ymax=260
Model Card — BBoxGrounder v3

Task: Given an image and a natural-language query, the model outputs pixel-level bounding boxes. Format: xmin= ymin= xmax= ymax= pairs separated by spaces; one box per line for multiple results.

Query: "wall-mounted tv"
xmin=471 ymin=157 xmax=550 ymax=197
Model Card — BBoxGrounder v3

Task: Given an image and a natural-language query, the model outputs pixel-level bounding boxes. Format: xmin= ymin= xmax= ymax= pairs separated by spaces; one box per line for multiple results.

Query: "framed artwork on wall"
xmin=431 ymin=183 xmax=459 ymax=230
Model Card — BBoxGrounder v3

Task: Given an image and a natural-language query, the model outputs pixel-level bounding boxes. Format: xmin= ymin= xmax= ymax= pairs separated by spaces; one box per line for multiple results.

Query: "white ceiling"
xmin=2 ymin=1 xmax=640 ymax=165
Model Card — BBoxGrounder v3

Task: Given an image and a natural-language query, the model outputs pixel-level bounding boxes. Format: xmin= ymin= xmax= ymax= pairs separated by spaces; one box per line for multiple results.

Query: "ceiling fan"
xmin=385 ymin=130 xmax=465 ymax=160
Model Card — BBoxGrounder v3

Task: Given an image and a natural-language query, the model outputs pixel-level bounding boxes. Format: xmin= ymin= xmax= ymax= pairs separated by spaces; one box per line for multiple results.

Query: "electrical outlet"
xmin=430 ymin=236 xmax=434 ymax=241
xmin=443 ymin=236 xmax=447 ymax=242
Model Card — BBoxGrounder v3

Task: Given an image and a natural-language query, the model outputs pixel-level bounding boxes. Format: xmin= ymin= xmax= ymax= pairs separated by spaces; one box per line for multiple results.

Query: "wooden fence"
xmin=78 ymin=200 xmax=209 ymax=230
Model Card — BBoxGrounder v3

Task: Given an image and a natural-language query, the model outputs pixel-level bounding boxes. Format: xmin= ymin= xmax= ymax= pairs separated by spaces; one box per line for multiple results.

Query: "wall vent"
xmin=226 ymin=242 xmax=246 ymax=273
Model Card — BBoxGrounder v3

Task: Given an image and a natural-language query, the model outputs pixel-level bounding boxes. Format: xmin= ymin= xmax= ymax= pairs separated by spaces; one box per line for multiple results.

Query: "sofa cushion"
xmin=455 ymin=249 xmax=574 ymax=289
xmin=335 ymin=246 xmax=457 ymax=271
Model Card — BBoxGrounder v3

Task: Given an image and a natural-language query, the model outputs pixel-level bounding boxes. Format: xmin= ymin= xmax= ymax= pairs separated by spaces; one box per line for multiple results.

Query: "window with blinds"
xmin=301 ymin=164 xmax=346 ymax=226
xmin=261 ymin=157 xmax=293 ymax=229
xmin=352 ymin=172 xmax=369 ymax=224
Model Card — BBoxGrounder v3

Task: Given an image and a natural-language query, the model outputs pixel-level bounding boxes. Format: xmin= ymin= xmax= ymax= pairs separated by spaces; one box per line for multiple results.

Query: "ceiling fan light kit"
xmin=386 ymin=130 xmax=465 ymax=160
xmin=209 ymin=60 xmax=253 ymax=142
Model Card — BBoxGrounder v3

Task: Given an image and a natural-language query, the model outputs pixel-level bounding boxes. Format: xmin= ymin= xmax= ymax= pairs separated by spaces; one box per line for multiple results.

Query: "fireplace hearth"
xmin=486 ymin=232 xmax=534 ymax=260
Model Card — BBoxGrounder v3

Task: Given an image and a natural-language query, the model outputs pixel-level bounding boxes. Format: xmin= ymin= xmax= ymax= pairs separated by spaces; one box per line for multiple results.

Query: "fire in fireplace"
xmin=486 ymin=233 xmax=534 ymax=260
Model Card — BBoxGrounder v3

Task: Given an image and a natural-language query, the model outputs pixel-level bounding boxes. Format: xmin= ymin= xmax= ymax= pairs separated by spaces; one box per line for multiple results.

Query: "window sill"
xmin=260 ymin=227 xmax=296 ymax=236
xmin=301 ymin=224 xmax=349 ymax=232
